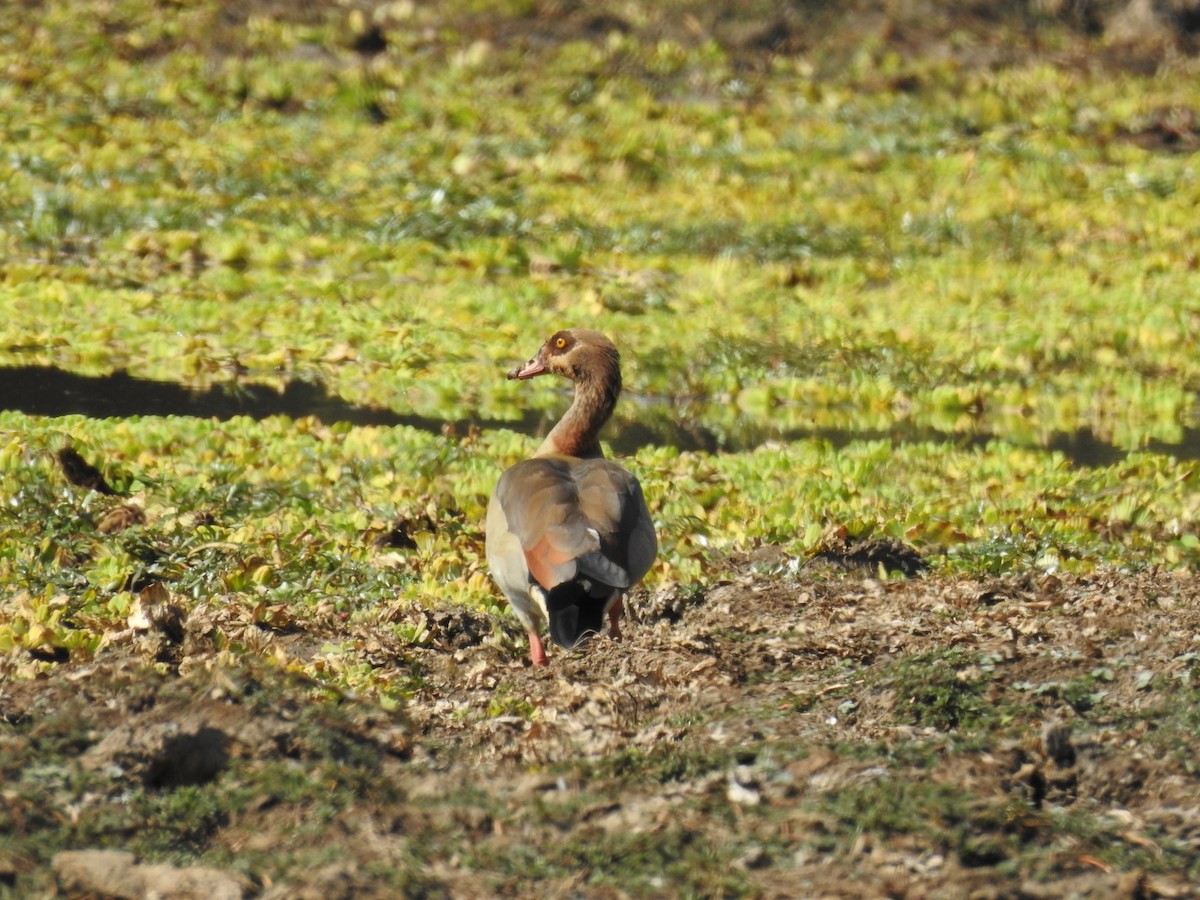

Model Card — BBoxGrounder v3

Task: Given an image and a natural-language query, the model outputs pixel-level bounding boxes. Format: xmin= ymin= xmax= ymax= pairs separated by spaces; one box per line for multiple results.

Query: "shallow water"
xmin=4 ymin=365 xmax=1199 ymax=467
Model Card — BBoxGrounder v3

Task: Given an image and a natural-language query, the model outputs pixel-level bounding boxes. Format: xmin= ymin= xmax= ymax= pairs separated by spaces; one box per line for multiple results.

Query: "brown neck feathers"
xmin=535 ymin=346 xmax=621 ymax=459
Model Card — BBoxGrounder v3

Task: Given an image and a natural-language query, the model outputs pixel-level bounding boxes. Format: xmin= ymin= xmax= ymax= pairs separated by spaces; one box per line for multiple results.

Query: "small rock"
xmin=138 ymin=861 xmax=247 ymax=899
xmin=53 ymin=850 xmax=142 ymax=898
xmin=52 ymin=849 xmax=246 ymax=899
xmin=736 ymin=845 xmax=771 ymax=870
xmin=1105 ymin=0 xmax=1176 ymax=51
xmin=727 ymin=766 xmax=762 ymax=806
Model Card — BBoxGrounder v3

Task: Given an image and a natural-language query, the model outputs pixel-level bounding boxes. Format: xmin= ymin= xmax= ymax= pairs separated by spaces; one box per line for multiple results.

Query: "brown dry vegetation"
xmin=4 ymin=565 xmax=1200 ymax=897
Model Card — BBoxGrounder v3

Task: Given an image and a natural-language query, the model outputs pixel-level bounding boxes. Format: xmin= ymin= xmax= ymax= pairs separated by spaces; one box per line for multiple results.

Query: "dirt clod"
xmin=808 ymin=534 xmax=929 ymax=577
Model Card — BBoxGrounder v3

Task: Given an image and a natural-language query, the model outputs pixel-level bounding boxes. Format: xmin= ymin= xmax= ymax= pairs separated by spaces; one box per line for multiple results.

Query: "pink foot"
xmin=528 ymin=630 xmax=549 ymax=666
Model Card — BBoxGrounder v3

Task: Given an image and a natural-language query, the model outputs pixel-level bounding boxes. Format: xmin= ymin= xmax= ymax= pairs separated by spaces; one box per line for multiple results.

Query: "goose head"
xmin=508 ymin=328 xmax=621 ymax=390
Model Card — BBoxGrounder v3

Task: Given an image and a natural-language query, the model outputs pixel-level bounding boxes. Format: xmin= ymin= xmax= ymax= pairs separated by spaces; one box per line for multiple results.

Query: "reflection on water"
xmin=3 ymin=365 xmax=1198 ymax=468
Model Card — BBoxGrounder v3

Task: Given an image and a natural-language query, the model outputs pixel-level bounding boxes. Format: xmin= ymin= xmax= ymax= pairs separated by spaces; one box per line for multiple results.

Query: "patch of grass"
xmin=469 ymin=825 xmax=749 ymax=898
xmin=1030 ymin=671 xmax=1110 ymax=714
xmin=878 ymin=649 xmax=995 ymax=732
xmin=824 ymin=776 xmax=970 ymax=839
xmin=1045 ymin=807 xmax=1200 ymax=878
xmin=128 ymin=785 xmax=229 ymax=858
xmin=815 ymin=776 xmax=1047 ymax=870
xmin=580 ymin=745 xmax=738 ymax=786
xmin=1137 ymin=670 xmax=1200 ymax=774
xmin=0 ymin=662 xmax=416 ymax=894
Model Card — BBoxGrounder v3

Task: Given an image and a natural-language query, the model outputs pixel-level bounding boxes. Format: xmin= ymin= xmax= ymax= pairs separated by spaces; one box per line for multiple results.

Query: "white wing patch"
xmin=530 ymin=584 xmax=550 ymax=621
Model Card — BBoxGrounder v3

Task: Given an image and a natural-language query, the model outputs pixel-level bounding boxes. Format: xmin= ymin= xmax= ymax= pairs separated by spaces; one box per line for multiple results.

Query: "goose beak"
xmin=508 ymin=353 xmax=548 ymax=380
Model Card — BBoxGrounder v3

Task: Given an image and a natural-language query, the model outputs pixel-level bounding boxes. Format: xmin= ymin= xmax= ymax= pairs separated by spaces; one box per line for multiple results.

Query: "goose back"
xmin=486 ymin=455 xmax=656 ymax=649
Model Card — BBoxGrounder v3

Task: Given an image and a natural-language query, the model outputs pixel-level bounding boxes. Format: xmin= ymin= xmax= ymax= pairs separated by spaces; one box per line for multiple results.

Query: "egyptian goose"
xmin=486 ymin=329 xmax=657 ymax=666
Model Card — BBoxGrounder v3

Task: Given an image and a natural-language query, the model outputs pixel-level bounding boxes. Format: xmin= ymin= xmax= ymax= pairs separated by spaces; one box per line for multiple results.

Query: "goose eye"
xmin=554 ymin=337 xmax=567 ymax=349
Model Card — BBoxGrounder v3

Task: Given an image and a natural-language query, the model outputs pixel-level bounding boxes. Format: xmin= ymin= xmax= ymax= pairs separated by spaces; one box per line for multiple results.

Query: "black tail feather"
xmin=545 ymin=580 xmax=611 ymax=649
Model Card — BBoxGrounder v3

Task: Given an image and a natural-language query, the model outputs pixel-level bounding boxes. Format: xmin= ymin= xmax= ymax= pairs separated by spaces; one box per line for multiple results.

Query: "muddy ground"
xmin=3 ymin=563 xmax=1199 ymax=897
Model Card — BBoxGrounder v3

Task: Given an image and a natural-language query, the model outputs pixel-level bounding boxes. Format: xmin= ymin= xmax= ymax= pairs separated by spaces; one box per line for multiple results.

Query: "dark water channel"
xmin=4 ymin=365 xmax=1200 ymax=467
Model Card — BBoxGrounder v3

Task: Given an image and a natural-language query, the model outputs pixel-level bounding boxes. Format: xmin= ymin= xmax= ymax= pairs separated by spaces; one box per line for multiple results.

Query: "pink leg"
xmin=607 ymin=596 xmax=624 ymax=640
xmin=528 ymin=630 xmax=549 ymax=666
